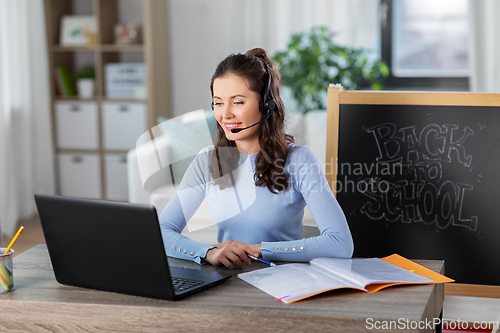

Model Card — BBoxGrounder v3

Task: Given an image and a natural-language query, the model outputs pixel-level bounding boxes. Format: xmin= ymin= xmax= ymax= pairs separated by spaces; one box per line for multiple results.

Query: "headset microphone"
xmin=230 ymin=111 xmax=272 ymax=133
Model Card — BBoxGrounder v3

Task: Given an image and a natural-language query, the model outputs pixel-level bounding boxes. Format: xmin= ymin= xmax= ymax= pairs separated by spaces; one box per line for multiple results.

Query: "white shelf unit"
xmin=44 ymin=0 xmax=170 ymax=200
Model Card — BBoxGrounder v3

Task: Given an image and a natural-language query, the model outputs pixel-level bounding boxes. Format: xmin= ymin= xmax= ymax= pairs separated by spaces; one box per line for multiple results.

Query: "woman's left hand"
xmin=215 ymin=240 xmax=262 ymax=257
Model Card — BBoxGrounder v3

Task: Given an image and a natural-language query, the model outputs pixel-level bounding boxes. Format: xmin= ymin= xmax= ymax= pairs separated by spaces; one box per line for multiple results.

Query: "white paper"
xmin=311 ymin=257 xmax=432 ymax=287
xmin=239 ymin=257 xmax=434 ymax=304
xmin=238 ymin=263 xmax=363 ymax=304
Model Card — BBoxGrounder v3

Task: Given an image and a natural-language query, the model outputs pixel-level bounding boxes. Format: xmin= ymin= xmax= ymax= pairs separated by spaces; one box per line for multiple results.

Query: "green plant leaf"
xmin=272 ymin=26 xmax=389 ymax=113
xmin=76 ymin=65 xmax=95 ymax=79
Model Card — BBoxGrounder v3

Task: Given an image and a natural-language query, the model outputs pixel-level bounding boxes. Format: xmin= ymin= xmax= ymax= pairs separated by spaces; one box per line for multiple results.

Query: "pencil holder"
xmin=0 ymin=248 xmax=14 ymax=293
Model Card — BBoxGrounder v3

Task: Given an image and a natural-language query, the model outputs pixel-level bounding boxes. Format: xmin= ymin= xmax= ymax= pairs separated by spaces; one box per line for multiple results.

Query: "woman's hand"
xmin=205 ymin=240 xmax=262 ymax=269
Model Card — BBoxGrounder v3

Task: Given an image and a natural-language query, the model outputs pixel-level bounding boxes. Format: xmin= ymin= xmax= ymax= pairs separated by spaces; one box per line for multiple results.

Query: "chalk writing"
xmin=357 ymin=123 xmax=478 ymax=231
xmin=368 ymin=123 xmax=474 ymax=167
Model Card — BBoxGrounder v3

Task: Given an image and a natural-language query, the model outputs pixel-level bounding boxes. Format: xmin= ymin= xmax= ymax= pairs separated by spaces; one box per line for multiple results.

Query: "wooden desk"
xmin=0 ymin=245 xmax=445 ymax=332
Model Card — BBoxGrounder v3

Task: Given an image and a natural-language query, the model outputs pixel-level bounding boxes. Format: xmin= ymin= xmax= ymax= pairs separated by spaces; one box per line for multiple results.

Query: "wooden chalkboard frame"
xmin=325 ymin=87 xmax=500 ymax=297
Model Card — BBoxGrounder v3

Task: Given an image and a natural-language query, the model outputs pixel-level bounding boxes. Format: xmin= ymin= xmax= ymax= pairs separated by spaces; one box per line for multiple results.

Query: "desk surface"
xmin=0 ymin=245 xmax=444 ymax=332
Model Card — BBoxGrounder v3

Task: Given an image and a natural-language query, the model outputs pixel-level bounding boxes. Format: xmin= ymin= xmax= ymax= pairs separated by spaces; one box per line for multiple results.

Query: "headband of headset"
xmin=261 ymin=62 xmax=277 ymax=116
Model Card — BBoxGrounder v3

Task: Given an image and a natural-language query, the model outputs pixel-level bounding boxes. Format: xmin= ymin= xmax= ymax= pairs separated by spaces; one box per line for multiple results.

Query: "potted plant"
xmin=76 ymin=65 xmax=95 ymax=98
xmin=273 ymin=26 xmax=389 ymax=113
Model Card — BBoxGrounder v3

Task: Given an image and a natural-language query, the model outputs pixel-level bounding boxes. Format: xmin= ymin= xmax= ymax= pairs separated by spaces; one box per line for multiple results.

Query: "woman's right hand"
xmin=205 ymin=241 xmax=253 ymax=269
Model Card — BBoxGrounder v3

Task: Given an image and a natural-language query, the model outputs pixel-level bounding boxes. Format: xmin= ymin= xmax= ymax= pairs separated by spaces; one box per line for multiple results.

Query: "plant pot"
xmin=77 ymin=79 xmax=95 ymax=98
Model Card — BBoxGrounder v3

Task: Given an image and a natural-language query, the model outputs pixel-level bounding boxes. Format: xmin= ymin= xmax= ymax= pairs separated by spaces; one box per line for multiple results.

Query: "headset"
xmin=259 ymin=62 xmax=277 ymax=117
xmin=211 ymin=60 xmax=276 ymax=133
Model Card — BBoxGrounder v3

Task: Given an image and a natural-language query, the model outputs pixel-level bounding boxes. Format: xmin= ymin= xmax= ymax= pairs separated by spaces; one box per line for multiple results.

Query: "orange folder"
xmin=364 ymin=254 xmax=455 ymax=293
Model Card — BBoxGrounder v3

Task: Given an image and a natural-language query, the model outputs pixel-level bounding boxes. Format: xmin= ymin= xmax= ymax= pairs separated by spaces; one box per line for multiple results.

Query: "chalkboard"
xmin=325 ymin=88 xmax=500 ymax=286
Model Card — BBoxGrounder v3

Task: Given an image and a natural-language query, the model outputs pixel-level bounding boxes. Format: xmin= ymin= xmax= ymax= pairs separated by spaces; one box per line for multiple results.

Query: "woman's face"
xmin=212 ymin=74 xmax=262 ymax=154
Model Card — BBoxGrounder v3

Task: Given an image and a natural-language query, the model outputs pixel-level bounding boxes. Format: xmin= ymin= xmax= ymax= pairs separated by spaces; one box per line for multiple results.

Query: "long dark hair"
xmin=209 ymin=48 xmax=294 ymax=193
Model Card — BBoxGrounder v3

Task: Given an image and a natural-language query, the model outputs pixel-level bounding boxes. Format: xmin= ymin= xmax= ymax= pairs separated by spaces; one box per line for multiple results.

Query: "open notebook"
xmin=238 ymin=254 xmax=454 ymax=304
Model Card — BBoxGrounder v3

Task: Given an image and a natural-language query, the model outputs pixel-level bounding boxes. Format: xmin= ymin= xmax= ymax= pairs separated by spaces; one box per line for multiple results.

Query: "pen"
xmin=4 ymin=226 xmax=24 ymax=255
xmin=248 ymin=254 xmax=277 ymax=267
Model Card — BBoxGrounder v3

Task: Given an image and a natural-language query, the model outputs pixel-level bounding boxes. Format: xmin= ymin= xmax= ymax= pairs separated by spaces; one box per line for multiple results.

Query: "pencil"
xmin=3 ymin=226 xmax=24 ymax=255
xmin=0 ymin=262 xmax=11 ymax=289
xmin=0 ymin=273 xmax=8 ymax=291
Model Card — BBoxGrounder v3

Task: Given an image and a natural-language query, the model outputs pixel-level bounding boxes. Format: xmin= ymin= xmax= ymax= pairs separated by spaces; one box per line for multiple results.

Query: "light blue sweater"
xmin=159 ymin=143 xmax=353 ymax=264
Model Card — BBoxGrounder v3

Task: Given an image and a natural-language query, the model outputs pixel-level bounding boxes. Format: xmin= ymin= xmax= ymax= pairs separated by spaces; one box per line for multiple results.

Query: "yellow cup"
xmin=0 ymin=248 xmax=14 ymax=293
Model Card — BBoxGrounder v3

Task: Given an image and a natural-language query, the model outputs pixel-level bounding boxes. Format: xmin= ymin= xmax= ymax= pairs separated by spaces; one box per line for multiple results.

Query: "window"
xmin=381 ymin=0 xmax=469 ymax=90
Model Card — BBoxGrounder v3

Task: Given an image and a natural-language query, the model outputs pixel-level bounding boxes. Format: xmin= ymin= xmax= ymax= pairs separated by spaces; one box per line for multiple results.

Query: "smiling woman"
xmin=209 ymin=49 xmax=290 ymax=194
xmin=158 ymin=48 xmax=354 ymax=269
xmin=212 ymin=75 xmax=262 ymax=153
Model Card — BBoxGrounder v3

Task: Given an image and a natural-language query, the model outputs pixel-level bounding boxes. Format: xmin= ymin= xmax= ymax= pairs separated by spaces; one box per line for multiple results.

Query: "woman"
xmin=159 ymin=48 xmax=353 ymax=268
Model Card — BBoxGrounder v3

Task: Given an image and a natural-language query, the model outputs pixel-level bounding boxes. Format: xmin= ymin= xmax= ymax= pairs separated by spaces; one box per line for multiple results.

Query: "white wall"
xmin=167 ymin=0 xmax=380 ymax=117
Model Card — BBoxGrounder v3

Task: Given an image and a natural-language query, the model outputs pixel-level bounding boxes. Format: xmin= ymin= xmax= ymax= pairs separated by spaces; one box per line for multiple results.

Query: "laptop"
xmin=34 ymin=194 xmax=231 ymax=300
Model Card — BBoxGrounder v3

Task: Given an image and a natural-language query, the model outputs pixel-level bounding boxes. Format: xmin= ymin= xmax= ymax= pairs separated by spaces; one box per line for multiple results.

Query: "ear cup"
xmin=265 ymin=99 xmax=276 ymax=112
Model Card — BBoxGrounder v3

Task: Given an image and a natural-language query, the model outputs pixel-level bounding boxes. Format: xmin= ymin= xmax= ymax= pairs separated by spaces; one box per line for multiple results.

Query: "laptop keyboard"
xmin=172 ymin=277 xmax=204 ymax=293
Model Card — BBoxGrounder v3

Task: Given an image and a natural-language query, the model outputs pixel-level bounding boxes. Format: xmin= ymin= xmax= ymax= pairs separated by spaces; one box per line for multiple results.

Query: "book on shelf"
xmin=55 ymin=65 xmax=77 ymax=96
xmin=238 ymin=254 xmax=454 ymax=304
xmin=53 ymin=69 xmax=62 ymax=96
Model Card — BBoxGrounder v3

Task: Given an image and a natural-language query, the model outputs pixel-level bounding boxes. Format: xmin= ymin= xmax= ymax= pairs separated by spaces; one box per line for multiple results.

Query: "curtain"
xmin=168 ymin=0 xmax=380 ymax=116
xmin=0 ymin=0 xmax=54 ymax=237
xmin=469 ymin=0 xmax=500 ymax=92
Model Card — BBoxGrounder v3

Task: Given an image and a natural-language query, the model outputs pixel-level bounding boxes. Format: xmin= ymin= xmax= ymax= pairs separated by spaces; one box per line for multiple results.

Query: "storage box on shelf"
xmin=102 ymin=101 xmax=147 ymax=150
xmin=58 ymin=153 xmax=101 ymax=199
xmin=104 ymin=154 xmax=129 ymax=200
xmin=105 ymin=63 xmax=147 ymax=98
xmin=55 ymin=101 xmax=99 ymax=148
